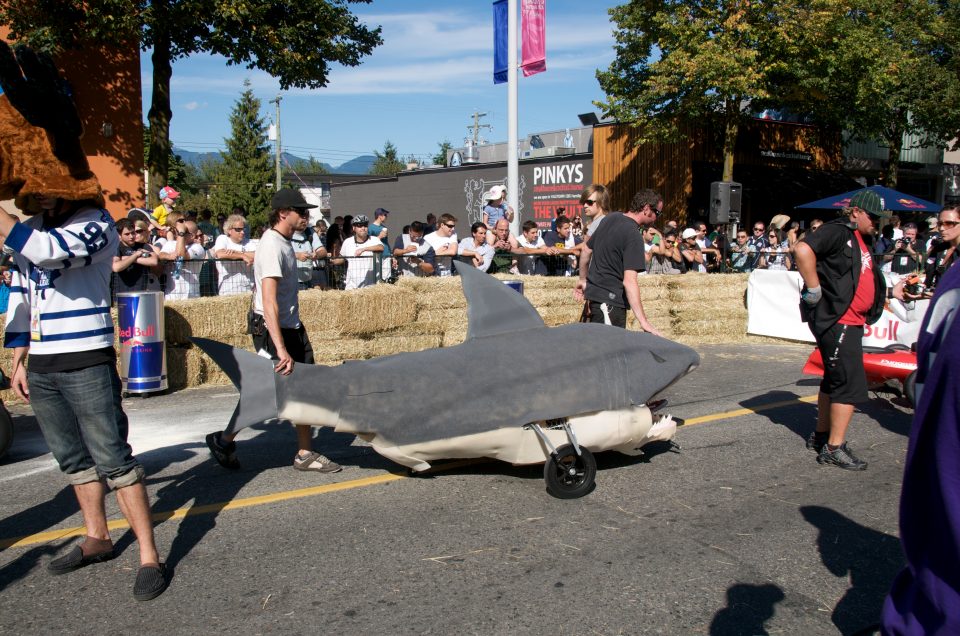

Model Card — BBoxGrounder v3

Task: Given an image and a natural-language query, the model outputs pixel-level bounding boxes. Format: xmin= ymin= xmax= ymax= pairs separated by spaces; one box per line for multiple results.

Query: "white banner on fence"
xmin=746 ymin=269 xmax=928 ymax=348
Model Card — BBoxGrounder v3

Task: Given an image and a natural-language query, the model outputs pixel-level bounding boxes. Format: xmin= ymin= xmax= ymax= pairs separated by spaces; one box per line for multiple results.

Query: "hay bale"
xmin=396 ymin=276 xmax=466 ymax=309
xmin=365 ymin=334 xmax=444 ymax=358
xmin=166 ymin=345 xmax=206 ymax=390
xmin=524 ymin=287 xmax=579 ymax=308
xmin=164 ymin=295 xmax=250 ymax=344
xmin=537 ymin=306 xmax=583 ymax=327
xmin=329 ymin=285 xmax=418 ymax=336
xmin=671 ymin=315 xmax=747 ymax=338
xmin=312 ymin=338 xmax=369 ymax=362
xmin=442 ymin=328 xmax=468 ymax=347
xmin=416 ymin=307 xmax=468 ymax=329
xmin=666 ymin=274 xmax=748 ymax=302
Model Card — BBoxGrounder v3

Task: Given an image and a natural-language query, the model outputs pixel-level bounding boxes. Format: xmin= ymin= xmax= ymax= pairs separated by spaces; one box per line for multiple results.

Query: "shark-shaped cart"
xmin=194 ymin=264 xmax=700 ymax=498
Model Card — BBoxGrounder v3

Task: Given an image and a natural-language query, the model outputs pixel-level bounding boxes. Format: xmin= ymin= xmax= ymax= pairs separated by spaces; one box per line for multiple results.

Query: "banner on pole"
xmin=521 ymin=0 xmax=546 ymax=77
xmin=493 ymin=0 xmax=508 ymax=84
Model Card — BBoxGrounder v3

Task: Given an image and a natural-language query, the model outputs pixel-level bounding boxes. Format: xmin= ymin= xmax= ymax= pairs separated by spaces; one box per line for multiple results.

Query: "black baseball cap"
xmin=271 ymin=188 xmax=317 ymax=210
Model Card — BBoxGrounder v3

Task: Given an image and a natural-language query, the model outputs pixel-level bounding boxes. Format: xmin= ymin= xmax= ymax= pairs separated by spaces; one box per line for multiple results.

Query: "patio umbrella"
xmin=795 ymin=185 xmax=941 ymax=213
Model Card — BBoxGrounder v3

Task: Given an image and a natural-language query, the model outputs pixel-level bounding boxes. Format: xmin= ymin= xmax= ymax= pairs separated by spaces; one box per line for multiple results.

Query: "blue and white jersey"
xmin=3 ymin=205 xmax=118 ymax=354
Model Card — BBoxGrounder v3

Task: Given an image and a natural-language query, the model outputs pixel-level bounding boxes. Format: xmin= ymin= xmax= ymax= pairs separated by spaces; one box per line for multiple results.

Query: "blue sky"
xmin=144 ymin=0 xmax=621 ymax=168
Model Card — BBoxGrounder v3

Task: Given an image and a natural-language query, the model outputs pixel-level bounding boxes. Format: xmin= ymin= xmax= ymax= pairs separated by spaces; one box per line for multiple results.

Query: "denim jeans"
xmin=29 ymin=363 xmax=142 ymax=488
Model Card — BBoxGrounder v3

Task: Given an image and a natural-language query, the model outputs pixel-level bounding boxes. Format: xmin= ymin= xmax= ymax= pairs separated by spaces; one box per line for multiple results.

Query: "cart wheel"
xmin=904 ymin=370 xmax=917 ymax=407
xmin=544 ymin=445 xmax=596 ymax=499
xmin=0 ymin=406 xmax=13 ymax=461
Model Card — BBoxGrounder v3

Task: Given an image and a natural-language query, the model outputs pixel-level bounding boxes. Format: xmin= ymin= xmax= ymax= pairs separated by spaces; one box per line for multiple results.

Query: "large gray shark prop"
xmin=193 ymin=263 xmax=700 ymax=496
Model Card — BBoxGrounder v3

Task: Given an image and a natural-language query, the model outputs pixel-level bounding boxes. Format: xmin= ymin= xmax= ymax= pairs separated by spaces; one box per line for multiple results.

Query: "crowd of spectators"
xmin=113 ymin=186 xmax=950 ymax=301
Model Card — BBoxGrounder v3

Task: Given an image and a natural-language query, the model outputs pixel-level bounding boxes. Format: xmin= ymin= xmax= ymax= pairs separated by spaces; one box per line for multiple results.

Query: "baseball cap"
xmin=926 ymin=216 xmax=939 ymax=228
xmin=374 ymin=207 xmax=390 ymax=218
xmin=848 ymin=189 xmax=890 ymax=218
xmin=681 ymin=228 xmax=698 ymax=239
xmin=270 ymin=188 xmax=316 ymax=210
xmin=158 ymin=186 xmax=180 ymax=200
xmin=352 ymin=214 xmax=369 ymax=225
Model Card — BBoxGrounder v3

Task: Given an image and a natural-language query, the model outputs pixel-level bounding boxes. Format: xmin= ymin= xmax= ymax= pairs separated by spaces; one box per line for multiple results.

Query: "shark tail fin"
xmin=191 ymin=337 xmax=279 ymax=434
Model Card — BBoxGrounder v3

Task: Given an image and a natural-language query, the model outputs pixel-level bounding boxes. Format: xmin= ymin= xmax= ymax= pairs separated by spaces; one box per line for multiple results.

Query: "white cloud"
xmin=183 ymin=101 xmax=206 ymax=111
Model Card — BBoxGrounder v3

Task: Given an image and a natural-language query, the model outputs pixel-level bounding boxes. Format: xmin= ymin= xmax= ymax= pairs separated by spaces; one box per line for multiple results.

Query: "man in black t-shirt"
xmin=574 ymin=189 xmax=663 ymax=334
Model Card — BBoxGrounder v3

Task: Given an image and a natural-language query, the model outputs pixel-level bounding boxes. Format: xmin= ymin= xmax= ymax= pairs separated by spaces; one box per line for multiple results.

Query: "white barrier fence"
xmin=746 ymin=269 xmax=928 ymax=348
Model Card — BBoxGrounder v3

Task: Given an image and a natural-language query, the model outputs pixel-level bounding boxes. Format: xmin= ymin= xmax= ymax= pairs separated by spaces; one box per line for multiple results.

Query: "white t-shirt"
xmin=423 ymin=231 xmax=458 ymax=276
xmin=254 ymin=229 xmax=300 ymax=328
xmin=516 ymin=233 xmax=546 ymax=275
xmin=341 ymin=235 xmax=383 ymax=289
xmin=161 ymin=242 xmax=207 ymax=300
xmin=213 ymin=234 xmax=256 ymax=295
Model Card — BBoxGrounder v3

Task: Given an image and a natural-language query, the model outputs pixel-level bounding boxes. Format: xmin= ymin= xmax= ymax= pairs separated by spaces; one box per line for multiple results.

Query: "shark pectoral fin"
xmin=191 ymin=337 xmax=279 ymax=433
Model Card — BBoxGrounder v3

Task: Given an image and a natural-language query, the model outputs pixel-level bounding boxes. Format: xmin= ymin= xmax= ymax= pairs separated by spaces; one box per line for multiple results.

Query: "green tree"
xmin=209 ymin=81 xmax=273 ymax=230
xmin=370 ymin=140 xmax=405 ymax=176
xmin=597 ymin=0 xmax=793 ymax=182
xmin=775 ymin=0 xmax=960 ymax=187
xmin=432 ymin=140 xmax=453 ymax=167
xmin=0 ymin=0 xmax=382 ymax=205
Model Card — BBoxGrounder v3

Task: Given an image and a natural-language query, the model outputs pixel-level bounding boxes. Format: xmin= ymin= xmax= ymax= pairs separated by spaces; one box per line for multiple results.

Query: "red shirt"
xmin=838 ymin=230 xmax=876 ymax=326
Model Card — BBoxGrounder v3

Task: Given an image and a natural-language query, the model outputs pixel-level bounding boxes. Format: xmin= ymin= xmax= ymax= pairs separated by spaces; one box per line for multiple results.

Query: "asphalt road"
xmin=0 ymin=343 xmax=912 ymax=635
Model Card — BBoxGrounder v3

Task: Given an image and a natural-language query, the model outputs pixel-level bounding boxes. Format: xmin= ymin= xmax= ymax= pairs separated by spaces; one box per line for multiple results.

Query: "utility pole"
xmin=467 ymin=111 xmax=491 ymax=145
xmin=270 ymin=94 xmax=282 ymax=190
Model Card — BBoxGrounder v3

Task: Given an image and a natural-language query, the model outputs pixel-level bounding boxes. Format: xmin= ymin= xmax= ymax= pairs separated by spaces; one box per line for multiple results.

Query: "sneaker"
xmin=205 ymin=432 xmax=240 ymax=469
xmin=806 ymin=431 xmax=828 ymax=453
xmin=293 ymin=451 xmax=342 ymax=473
xmin=817 ymin=442 xmax=868 ymax=471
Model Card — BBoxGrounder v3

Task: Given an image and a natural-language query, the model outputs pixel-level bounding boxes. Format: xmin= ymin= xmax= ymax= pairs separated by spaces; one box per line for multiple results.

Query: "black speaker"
xmin=709 ymin=181 xmax=742 ymax=224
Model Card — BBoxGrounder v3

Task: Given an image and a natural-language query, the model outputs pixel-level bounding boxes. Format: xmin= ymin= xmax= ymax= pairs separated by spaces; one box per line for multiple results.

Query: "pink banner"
xmin=521 ymin=0 xmax=546 ymax=77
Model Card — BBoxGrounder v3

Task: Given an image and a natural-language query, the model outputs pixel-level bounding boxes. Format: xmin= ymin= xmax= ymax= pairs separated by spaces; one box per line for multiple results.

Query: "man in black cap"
xmin=205 ymin=188 xmax=342 ymax=473
xmin=794 ymin=189 xmax=888 ymax=470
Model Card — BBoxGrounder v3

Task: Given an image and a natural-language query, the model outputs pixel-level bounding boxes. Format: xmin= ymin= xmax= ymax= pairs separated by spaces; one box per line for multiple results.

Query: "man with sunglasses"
xmin=794 ymin=189 xmax=888 ymax=471
xmin=206 ymin=188 xmax=341 ymax=474
xmin=746 ymin=221 xmax=768 ymax=269
xmin=213 ymin=213 xmax=256 ymax=296
xmin=575 ymin=188 xmax=663 ymax=334
xmin=423 ymin=213 xmax=459 ymax=276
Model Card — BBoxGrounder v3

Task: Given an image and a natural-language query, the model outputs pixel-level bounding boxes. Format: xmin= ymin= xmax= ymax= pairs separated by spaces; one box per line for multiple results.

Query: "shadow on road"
xmin=801 ymin=505 xmax=903 ymax=635
xmin=739 ymin=390 xmax=817 ymax=444
xmin=709 ymin=582 xmax=785 ymax=636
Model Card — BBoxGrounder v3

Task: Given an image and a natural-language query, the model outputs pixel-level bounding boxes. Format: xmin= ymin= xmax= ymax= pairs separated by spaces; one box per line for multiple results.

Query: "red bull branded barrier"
xmin=116 ymin=291 xmax=167 ymax=394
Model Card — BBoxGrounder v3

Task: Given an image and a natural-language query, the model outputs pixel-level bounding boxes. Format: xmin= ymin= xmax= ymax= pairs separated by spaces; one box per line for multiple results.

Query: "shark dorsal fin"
xmin=457 ymin=261 xmax=546 ymax=340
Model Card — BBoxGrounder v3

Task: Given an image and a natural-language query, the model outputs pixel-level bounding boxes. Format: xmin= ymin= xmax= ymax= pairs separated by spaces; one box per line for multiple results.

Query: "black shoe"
xmin=817 ymin=442 xmax=868 ymax=471
xmin=133 ymin=563 xmax=168 ymax=601
xmin=205 ymin=432 xmax=240 ymax=469
xmin=47 ymin=544 xmax=116 ymax=575
xmin=806 ymin=431 xmax=828 ymax=453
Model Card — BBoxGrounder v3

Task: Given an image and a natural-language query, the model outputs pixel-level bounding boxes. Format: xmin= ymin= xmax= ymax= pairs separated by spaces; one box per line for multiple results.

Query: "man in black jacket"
xmin=794 ymin=189 xmax=888 ymax=470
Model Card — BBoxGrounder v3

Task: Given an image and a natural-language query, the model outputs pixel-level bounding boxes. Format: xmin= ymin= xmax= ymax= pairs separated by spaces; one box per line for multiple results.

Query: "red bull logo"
xmin=864 ymin=319 xmax=900 ymax=341
xmin=118 ymin=324 xmax=155 ymax=343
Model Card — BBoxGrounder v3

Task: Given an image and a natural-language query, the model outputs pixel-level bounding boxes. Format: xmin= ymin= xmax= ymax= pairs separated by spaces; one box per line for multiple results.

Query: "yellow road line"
xmin=0 ymin=396 xmax=818 ymax=550
xmin=682 ymin=394 xmax=818 ymax=426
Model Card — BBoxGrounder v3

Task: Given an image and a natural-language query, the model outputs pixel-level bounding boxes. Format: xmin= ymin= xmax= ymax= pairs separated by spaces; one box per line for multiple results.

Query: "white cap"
xmin=681 ymin=228 xmax=698 ymax=239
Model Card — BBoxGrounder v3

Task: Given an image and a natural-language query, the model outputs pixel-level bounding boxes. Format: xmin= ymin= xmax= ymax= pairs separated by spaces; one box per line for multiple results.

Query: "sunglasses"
xmin=134 ymin=229 xmax=147 ymax=234
xmin=939 ymin=220 xmax=959 ymax=228
xmin=444 ymin=223 xmax=457 ymax=229
xmin=230 ymin=226 xmax=245 ymax=231
xmin=754 ymin=228 xmax=764 ymax=232
xmin=583 ymin=199 xmax=596 ymax=206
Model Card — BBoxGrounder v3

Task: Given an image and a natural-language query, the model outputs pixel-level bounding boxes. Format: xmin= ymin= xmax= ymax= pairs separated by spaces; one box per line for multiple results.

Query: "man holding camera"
xmin=794 ymin=190 xmax=888 ymax=471
xmin=891 ymin=221 xmax=922 ymax=274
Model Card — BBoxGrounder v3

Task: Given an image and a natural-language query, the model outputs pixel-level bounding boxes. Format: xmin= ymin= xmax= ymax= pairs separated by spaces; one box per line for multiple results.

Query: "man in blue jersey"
xmin=0 ymin=193 xmax=167 ymax=601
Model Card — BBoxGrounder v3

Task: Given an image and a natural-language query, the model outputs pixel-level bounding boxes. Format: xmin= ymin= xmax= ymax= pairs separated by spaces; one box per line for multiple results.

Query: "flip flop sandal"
xmin=133 ymin=563 xmax=168 ymax=601
xmin=47 ymin=544 xmax=116 ymax=575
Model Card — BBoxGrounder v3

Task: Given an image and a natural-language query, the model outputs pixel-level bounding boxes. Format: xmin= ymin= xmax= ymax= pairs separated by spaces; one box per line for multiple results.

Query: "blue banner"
xmin=493 ymin=0 xmax=508 ymax=84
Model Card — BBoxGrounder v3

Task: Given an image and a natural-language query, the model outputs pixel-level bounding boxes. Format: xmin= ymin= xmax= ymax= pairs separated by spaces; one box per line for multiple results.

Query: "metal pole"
xmin=271 ymin=95 xmax=282 ymax=190
xmin=507 ymin=0 xmax=519 ymax=237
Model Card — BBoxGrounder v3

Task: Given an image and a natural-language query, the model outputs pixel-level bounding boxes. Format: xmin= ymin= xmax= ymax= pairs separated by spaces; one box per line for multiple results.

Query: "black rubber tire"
xmin=0 ymin=405 xmax=13 ymax=461
xmin=544 ymin=445 xmax=596 ymax=499
xmin=904 ymin=370 xmax=917 ymax=407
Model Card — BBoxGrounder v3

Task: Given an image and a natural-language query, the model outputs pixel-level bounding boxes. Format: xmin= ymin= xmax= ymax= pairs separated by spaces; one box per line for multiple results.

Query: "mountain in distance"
xmin=173 ymin=147 xmax=373 ymax=175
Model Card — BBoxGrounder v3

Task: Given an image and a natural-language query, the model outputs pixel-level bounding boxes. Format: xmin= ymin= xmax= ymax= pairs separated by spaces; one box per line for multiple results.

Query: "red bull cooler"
xmin=503 ymin=280 xmax=524 ymax=295
xmin=116 ymin=291 xmax=167 ymax=394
